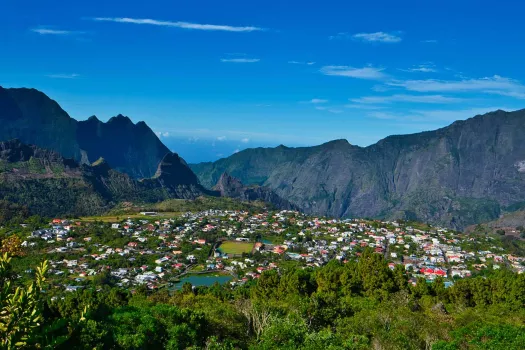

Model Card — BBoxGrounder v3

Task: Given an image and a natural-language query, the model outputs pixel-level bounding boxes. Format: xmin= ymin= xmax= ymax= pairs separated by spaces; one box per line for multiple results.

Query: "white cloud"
xmin=320 ymin=65 xmax=387 ymax=80
xmin=310 ymin=99 xmax=328 ymax=104
xmin=400 ymin=64 xmax=437 ymax=73
xmin=46 ymin=73 xmax=80 ymax=79
xmin=367 ymin=106 xmax=515 ymax=123
xmin=344 ymin=104 xmax=386 ymax=110
xmin=315 ymin=106 xmax=342 ymax=114
xmin=32 ymin=28 xmax=78 ymax=35
xmin=241 ymin=138 xmax=250 ymax=143
xmin=288 ymin=61 xmax=316 ymax=65
xmin=92 ymin=17 xmax=263 ymax=32
xmin=221 ymin=58 xmax=260 ymax=63
xmin=388 ymin=75 xmax=525 ymax=94
xmin=353 ymin=32 xmax=402 ymax=43
xmin=372 ymin=85 xmax=392 ymax=92
xmin=421 ymin=40 xmax=438 ymax=43
xmin=216 ymin=136 xmax=227 ymax=141
xmin=350 ymin=94 xmax=463 ymax=104
xmin=483 ymin=90 xmax=525 ymax=100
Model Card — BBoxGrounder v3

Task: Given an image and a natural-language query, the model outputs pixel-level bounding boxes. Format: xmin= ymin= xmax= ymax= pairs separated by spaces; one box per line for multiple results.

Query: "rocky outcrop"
xmin=214 ymin=172 xmax=295 ymax=210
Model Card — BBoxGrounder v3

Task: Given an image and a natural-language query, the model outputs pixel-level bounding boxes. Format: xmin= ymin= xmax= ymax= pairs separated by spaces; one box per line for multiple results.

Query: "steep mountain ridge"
xmin=0 ymin=139 xmax=213 ymax=217
xmin=192 ymin=109 xmax=525 ymax=229
xmin=0 ymin=86 xmax=169 ymax=178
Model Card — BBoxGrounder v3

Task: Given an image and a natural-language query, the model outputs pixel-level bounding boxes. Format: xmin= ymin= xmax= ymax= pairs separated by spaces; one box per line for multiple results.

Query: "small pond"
xmin=170 ymin=274 xmax=233 ymax=290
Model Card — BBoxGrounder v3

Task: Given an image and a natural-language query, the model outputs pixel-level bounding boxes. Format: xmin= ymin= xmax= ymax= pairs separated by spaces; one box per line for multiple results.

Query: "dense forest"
xmin=1 ymin=247 xmax=524 ymax=350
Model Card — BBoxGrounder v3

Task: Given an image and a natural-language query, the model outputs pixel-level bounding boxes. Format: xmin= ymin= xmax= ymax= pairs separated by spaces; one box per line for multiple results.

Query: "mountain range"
xmin=2 ymin=85 xmax=525 ymax=230
xmin=0 ymin=86 xmax=169 ymax=178
xmin=191 ymin=109 xmax=525 ymax=230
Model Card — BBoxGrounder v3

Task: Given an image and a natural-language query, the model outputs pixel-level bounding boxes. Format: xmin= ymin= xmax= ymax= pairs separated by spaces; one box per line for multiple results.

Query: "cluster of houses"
xmin=23 ymin=209 xmax=525 ymax=293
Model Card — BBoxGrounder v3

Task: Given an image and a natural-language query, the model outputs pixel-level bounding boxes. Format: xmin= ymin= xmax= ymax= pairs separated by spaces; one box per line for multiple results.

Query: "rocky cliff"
xmin=192 ymin=109 xmax=525 ymax=229
xmin=213 ymin=172 xmax=295 ymax=210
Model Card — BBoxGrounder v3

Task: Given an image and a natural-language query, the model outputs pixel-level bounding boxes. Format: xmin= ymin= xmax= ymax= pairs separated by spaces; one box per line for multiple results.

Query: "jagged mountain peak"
xmin=214 ymin=172 xmax=244 ymax=193
xmin=87 ymin=115 xmax=100 ymax=122
xmin=108 ymin=114 xmax=134 ymax=124
xmin=0 ymin=86 xmax=173 ymax=178
xmin=153 ymin=152 xmax=200 ymax=186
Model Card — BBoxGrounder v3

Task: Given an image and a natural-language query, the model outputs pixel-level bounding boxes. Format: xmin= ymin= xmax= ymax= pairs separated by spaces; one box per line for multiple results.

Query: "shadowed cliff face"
xmin=0 ymin=87 xmax=80 ymax=160
xmin=77 ymin=115 xmax=170 ymax=178
xmin=0 ymin=86 xmax=170 ymax=179
xmin=213 ymin=172 xmax=296 ymax=210
xmin=192 ymin=109 xmax=525 ymax=230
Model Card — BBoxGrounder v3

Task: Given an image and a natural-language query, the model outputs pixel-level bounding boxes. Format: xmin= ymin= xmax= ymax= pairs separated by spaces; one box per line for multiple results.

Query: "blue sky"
xmin=2 ymin=0 xmax=525 ymax=162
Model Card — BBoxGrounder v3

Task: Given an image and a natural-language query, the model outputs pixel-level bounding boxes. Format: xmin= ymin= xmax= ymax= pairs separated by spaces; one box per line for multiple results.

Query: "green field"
xmin=80 ymin=212 xmax=181 ymax=222
xmin=218 ymin=241 xmax=254 ymax=255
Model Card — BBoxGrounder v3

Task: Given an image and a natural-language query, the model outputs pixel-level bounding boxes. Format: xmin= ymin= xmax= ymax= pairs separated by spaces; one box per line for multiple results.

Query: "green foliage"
xmin=0 ymin=254 xmax=47 ymax=349
xmin=432 ymin=323 xmax=525 ymax=350
xmin=3 ymin=250 xmax=525 ymax=349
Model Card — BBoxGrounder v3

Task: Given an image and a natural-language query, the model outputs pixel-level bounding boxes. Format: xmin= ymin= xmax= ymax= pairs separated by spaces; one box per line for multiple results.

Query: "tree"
xmin=357 ymin=249 xmax=395 ymax=300
xmin=392 ymin=264 xmax=408 ymax=292
xmin=252 ymin=270 xmax=280 ymax=301
xmin=0 ymin=253 xmax=47 ymax=348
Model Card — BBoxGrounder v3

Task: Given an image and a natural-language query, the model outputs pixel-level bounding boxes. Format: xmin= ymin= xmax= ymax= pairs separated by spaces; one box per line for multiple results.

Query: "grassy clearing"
xmin=218 ymin=241 xmax=254 ymax=255
xmin=80 ymin=212 xmax=181 ymax=222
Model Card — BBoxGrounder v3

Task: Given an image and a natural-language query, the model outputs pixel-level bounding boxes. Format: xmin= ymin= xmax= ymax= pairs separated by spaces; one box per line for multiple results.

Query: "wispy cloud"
xmin=388 ymin=75 xmax=525 ymax=98
xmin=482 ymin=90 xmax=525 ymax=100
xmin=400 ymin=64 xmax=437 ymax=73
xmin=320 ymin=65 xmax=387 ymax=80
xmin=92 ymin=17 xmax=263 ymax=32
xmin=315 ymin=106 xmax=343 ymax=114
xmin=153 ymin=127 xmax=328 ymax=145
xmin=31 ymin=28 xmax=79 ymax=35
xmin=353 ymin=31 xmax=402 ymax=43
xmin=350 ymin=94 xmax=463 ymax=104
xmin=310 ymin=99 xmax=328 ymax=104
xmin=288 ymin=61 xmax=316 ymax=65
xmin=216 ymin=136 xmax=227 ymax=141
xmin=46 ymin=73 xmax=80 ymax=79
xmin=421 ymin=39 xmax=438 ymax=43
xmin=345 ymin=104 xmax=386 ymax=110
xmin=156 ymin=131 xmax=170 ymax=138
xmin=367 ymin=107 xmax=515 ymax=123
xmin=221 ymin=58 xmax=260 ymax=63
xmin=372 ymin=85 xmax=392 ymax=92
xmin=241 ymin=138 xmax=250 ymax=143
xmin=329 ymin=32 xmax=350 ymax=40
